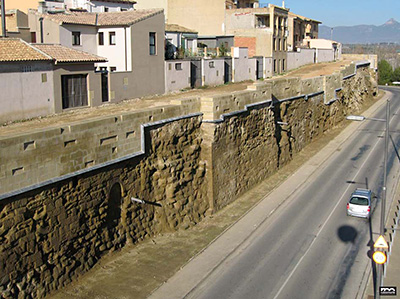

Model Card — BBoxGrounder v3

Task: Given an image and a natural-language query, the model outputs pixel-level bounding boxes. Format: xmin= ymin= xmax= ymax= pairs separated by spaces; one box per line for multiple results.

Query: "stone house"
xmin=28 ymin=9 xmax=165 ymax=102
xmin=0 ymin=38 xmax=106 ymax=123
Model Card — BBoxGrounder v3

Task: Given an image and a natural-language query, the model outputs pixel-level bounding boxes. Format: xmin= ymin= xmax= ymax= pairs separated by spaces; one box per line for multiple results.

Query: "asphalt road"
xmin=149 ymin=88 xmax=400 ymax=299
xmin=184 ymin=88 xmax=400 ymax=299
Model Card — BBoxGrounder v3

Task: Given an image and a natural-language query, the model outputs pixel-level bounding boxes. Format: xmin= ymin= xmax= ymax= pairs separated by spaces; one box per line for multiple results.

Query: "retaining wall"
xmin=0 ymin=62 xmax=376 ymax=298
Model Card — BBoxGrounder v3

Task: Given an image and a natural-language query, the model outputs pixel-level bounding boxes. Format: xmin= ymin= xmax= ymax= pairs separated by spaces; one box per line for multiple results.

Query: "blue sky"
xmin=259 ymin=0 xmax=400 ymax=27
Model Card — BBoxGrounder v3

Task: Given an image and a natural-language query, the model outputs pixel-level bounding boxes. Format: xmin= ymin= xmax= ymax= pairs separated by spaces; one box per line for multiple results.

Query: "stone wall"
xmin=207 ymin=65 xmax=375 ymax=208
xmin=0 ymin=62 xmax=376 ymax=298
xmin=0 ymin=116 xmax=208 ymax=298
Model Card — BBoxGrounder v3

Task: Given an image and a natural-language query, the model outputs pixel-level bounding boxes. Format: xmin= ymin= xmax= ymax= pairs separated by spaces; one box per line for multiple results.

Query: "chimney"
xmin=282 ymin=1 xmax=285 ymax=8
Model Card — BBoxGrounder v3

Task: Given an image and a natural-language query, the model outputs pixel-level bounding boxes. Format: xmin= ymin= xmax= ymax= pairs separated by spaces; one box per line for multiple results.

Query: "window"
xmin=273 ymin=38 xmax=276 ymax=51
xmin=209 ymin=61 xmax=215 ymax=68
xmin=109 ymin=32 xmax=116 ymax=45
xmin=31 ymin=32 xmax=36 ymax=43
xmin=104 ymin=7 xmax=109 ymax=12
xmin=175 ymin=63 xmax=182 ymax=70
xmin=61 ymin=74 xmax=88 ymax=109
xmin=99 ymin=32 xmax=104 ymax=45
xmin=110 ymin=67 xmax=117 ymax=72
xmin=282 ymin=59 xmax=285 ymax=71
xmin=149 ymin=32 xmax=156 ymax=55
xmin=273 ymin=59 xmax=276 ymax=73
xmin=72 ymin=31 xmax=81 ymax=46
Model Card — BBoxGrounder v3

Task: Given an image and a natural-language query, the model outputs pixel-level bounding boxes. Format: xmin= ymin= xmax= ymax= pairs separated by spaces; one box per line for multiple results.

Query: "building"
xmin=63 ymin=0 xmax=136 ymax=12
xmin=225 ymin=4 xmax=289 ymax=73
xmin=0 ymin=38 xmax=106 ymax=123
xmin=29 ymin=9 xmax=165 ymax=101
xmin=165 ymin=24 xmax=198 ymax=59
xmin=136 ymin=0 xmax=227 ymax=36
xmin=6 ymin=0 xmax=136 ymax=13
xmin=288 ymin=12 xmax=320 ymax=51
xmin=0 ymin=9 xmax=31 ymax=42
xmin=4 ymin=0 xmax=39 ymax=13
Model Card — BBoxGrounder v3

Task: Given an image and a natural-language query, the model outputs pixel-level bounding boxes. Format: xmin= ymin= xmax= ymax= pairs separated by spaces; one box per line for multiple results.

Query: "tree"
xmin=378 ymin=59 xmax=393 ymax=85
xmin=392 ymin=67 xmax=400 ymax=82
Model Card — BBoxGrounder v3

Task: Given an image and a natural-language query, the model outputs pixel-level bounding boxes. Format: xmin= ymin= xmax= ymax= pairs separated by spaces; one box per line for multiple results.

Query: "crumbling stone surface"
xmin=210 ymin=66 xmax=374 ymax=209
xmin=0 ymin=117 xmax=207 ymax=299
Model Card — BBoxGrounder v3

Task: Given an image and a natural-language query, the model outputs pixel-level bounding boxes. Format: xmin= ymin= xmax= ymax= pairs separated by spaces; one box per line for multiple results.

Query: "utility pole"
xmin=1 ymin=0 xmax=6 ymax=38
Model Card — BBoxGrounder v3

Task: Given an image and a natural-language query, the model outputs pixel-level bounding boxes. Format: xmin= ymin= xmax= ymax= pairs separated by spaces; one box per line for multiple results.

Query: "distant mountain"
xmin=319 ymin=19 xmax=400 ymax=44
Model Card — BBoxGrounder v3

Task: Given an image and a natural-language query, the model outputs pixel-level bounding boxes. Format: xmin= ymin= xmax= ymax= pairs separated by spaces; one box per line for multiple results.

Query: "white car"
xmin=346 ymin=188 xmax=376 ymax=219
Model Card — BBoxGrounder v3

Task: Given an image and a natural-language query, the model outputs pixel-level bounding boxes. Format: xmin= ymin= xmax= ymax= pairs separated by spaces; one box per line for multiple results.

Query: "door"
xmin=101 ymin=72 xmax=109 ymax=102
xmin=190 ymin=60 xmax=202 ymax=88
xmin=61 ymin=74 xmax=88 ymax=109
xmin=224 ymin=58 xmax=232 ymax=84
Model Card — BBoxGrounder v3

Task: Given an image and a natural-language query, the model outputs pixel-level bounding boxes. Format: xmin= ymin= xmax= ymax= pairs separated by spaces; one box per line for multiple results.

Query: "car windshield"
xmin=350 ymin=196 xmax=369 ymax=206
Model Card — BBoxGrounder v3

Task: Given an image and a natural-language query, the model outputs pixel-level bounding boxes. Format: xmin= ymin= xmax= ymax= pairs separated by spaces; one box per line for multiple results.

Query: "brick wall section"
xmin=234 ymin=36 xmax=256 ymax=57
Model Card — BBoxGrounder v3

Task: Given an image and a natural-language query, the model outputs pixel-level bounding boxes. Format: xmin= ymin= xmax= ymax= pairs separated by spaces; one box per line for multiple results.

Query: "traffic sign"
xmin=374 ymin=235 xmax=389 ymax=249
xmin=373 ymin=251 xmax=387 ymax=264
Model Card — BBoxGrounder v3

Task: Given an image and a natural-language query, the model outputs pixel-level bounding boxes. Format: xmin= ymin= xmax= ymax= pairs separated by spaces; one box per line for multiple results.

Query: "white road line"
xmin=272 ymin=118 xmax=386 ymax=299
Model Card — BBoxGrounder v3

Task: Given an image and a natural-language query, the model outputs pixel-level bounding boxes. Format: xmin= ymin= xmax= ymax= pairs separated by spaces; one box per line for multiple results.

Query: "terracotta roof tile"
xmin=33 ymin=44 xmax=107 ymax=63
xmin=0 ymin=38 xmax=51 ymax=62
xmin=165 ymin=24 xmax=197 ymax=34
xmin=38 ymin=9 xmax=163 ymax=26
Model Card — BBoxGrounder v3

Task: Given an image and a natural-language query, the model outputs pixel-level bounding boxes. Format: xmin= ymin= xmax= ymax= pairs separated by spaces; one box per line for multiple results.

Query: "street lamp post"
xmin=346 ymin=99 xmax=390 ymax=299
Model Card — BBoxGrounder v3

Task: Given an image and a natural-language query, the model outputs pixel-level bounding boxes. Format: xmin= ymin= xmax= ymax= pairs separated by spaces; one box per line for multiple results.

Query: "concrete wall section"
xmin=232 ymin=47 xmax=250 ymax=82
xmin=0 ymin=62 xmax=55 ymax=124
xmin=316 ymin=49 xmax=334 ymax=63
xmin=287 ymin=48 xmax=315 ymax=70
xmin=202 ymin=58 xmax=224 ymax=86
xmin=165 ymin=60 xmax=191 ymax=92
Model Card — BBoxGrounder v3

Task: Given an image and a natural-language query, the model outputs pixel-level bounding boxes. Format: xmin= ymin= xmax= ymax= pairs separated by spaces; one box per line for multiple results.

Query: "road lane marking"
xmin=273 ymin=91 xmax=400 ymax=299
xmin=272 ymin=122 xmax=384 ymax=299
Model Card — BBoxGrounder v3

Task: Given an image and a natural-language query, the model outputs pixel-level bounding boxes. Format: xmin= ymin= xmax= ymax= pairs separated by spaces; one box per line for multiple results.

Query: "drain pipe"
xmin=39 ymin=17 xmax=44 ymax=43
xmin=1 ymin=0 xmax=6 ymax=37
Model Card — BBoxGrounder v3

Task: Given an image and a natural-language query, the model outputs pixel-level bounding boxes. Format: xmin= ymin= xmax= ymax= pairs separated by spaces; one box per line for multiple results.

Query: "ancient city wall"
xmin=0 ymin=62 xmax=376 ymax=298
xmin=0 ymin=116 xmax=208 ymax=298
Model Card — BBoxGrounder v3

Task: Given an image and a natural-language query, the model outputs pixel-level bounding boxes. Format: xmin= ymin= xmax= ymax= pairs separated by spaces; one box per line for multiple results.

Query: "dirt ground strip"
xmin=0 ymin=60 xmax=352 ymax=137
xmin=48 ymin=89 xmax=382 ymax=299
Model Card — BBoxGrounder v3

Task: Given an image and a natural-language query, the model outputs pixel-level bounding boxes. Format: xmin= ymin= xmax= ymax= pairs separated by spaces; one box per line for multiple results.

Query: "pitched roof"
xmin=37 ymin=9 xmax=163 ymax=26
xmin=33 ymin=44 xmax=107 ymax=63
xmin=0 ymin=38 xmax=52 ymax=62
xmin=165 ymin=24 xmax=197 ymax=34
xmin=0 ymin=38 xmax=107 ymax=63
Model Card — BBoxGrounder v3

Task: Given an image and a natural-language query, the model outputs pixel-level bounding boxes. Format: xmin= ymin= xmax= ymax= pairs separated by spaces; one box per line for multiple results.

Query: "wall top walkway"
xmin=0 ymin=59 xmax=356 ymax=139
